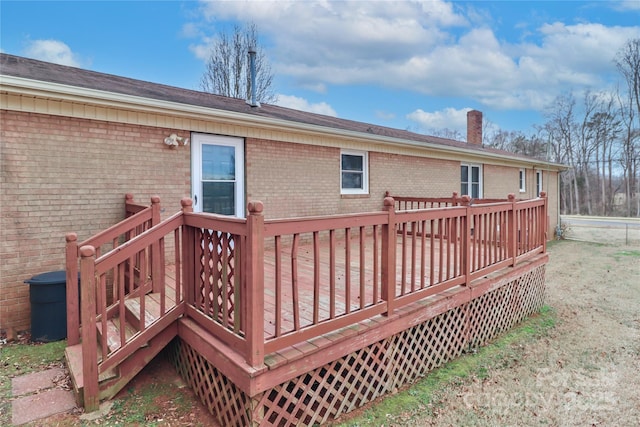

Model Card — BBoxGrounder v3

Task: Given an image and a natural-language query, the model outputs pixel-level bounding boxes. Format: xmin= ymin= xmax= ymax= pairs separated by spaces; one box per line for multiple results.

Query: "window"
xmin=461 ymin=164 xmax=482 ymax=199
xmin=519 ymin=169 xmax=526 ymax=193
xmin=341 ymin=150 xmax=368 ymax=194
xmin=536 ymin=170 xmax=543 ymax=196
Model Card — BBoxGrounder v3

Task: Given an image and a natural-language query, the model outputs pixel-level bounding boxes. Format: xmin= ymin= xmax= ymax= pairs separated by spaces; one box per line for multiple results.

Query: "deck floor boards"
xmin=159 ymin=232 xmax=504 ymax=369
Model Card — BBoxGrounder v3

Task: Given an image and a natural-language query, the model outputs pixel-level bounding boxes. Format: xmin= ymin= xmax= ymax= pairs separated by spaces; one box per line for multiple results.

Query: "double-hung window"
xmin=519 ymin=169 xmax=526 ymax=193
xmin=461 ymin=164 xmax=482 ymax=199
xmin=341 ymin=150 xmax=368 ymax=195
xmin=536 ymin=170 xmax=543 ymax=196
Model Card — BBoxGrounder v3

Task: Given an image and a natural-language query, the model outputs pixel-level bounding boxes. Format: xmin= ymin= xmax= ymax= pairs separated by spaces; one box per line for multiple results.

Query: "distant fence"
xmin=559 ymin=216 xmax=640 ymax=246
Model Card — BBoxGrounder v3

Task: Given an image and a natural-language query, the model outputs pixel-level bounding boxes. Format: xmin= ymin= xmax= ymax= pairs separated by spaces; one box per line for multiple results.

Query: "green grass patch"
xmin=0 ymin=340 xmax=66 ymax=376
xmin=337 ymin=305 xmax=556 ymax=426
xmin=614 ymin=249 xmax=640 ymax=258
xmin=0 ymin=340 xmax=67 ymax=426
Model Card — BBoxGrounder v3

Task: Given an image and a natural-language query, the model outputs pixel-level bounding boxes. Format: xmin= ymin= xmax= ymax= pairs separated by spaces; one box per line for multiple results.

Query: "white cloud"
xmin=189 ymin=39 xmax=213 ymax=61
xmin=23 ymin=39 xmax=80 ymax=67
xmin=407 ymin=107 xmax=503 ymax=140
xmin=275 ymin=94 xmax=337 ymax=116
xmin=407 ymin=107 xmax=471 ymax=134
xmin=614 ymin=1 xmax=640 ymax=11
xmin=375 ymin=110 xmax=396 ymax=121
xmin=191 ymin=1 xmax=640 ymax=113
xmin=181 ymin=22 xmax=202 ymax=38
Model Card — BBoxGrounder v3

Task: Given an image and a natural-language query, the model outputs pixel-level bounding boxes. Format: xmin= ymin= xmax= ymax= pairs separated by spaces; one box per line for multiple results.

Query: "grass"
xmin=1 ymin=307 xmax=557 ymax=427
xmin=614 ymin=249 xmax=640 ymax=258
xmin=0 ymin=340 xmax=198 ymax=426
xmin=0 ymin=339 xmax=67 ymax=426
xmin=337 ymin=305 xmax=557 ymax=426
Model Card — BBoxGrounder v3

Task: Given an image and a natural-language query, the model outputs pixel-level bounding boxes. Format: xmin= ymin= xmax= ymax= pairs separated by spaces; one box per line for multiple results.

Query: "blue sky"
xmin=2 ymin=1 xmax=639 ymax=140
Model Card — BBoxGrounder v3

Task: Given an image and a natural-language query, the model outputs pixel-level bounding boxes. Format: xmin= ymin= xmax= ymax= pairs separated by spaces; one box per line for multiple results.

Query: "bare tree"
xmin=484 ymin=129 xmax=547 ymax=159
xmin=200 ymin=23 xmax=277 ymax=104
xmin=585 ymin=93 xmax=621 ymax=216
xmin=544 ymin=93 xmax=581 ymax=214
xmin=615 ymin=38 xmax=640 ymax=216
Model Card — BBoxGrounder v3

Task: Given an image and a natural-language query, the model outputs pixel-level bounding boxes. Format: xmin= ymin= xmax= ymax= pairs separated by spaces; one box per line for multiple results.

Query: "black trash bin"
xmin=25 ymin=270 xmax=68 ymax=342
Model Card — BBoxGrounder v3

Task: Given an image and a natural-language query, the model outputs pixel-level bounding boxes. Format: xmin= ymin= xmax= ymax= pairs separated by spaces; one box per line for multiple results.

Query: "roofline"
xmin=0 ymin=74 xmax=567 ymax=171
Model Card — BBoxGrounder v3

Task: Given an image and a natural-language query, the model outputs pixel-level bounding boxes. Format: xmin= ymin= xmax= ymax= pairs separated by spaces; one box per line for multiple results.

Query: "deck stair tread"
xmin=124 ymin=293 xmax=164 ymax=329
xmin=96 ymin=317 xmax=138 ymax=353
xmin=64 ymin=344 xmax=118 ymax=391
xmin=67 ymin=287 xmax=176 ymax=404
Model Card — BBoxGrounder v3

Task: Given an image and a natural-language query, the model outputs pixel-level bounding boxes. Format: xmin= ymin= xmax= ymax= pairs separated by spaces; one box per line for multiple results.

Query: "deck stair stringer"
xmin=66 ymin=291 xmax=184 ymax=407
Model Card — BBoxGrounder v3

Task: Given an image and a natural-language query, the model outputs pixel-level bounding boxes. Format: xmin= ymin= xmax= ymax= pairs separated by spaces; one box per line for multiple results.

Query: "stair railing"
xmin=65 ymin=195 xmax=160 ymax=345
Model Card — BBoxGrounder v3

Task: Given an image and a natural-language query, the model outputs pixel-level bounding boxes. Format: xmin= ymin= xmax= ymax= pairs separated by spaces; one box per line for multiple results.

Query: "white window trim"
xmin=340 ymin=150 xmax=369 ymax=195
xmin=461 ymin=163 xmax=483 ymax=199
xmin=536 ymin=170 xmax=543 ymax=197
xmin=519 ymin=169 xmax=526 ymax=193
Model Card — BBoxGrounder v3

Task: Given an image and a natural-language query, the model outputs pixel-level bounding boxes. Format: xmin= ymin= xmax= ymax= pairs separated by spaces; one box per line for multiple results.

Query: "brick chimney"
xmin=467 ymin=110 xmax=482 ymax=145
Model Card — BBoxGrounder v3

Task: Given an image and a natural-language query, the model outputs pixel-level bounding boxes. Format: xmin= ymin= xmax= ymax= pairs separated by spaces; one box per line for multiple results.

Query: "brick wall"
xmin=246 ymin=139 xmax=340 ymax=219
xmin=1 ymin=112 xmax=560 ymax=335
xmin=371 ymin=152 xmax=459 ymax=199
xmin=0 ymin=111 xmax=190 ymax=336
xmin=246 ymin=140 xmax=460 ymax=219
xmin=483 ymin=164 xmax=519 ymax=197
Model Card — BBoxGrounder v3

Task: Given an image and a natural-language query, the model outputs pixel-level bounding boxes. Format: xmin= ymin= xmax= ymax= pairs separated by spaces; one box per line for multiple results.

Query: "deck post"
xmin=540 ymin=191 xmax=548 ymax=251
xmin=245 ymin=201 xmax=265 ymax=367
xmin=79 ymin=245 xmax=99 ymax=412
xmin=507 ymin=193 xmax=517 ymax=266
xmin=452 ymin=191 xmax=459 ymax=206
xmin=65 ymin=233 xmax=80 ymax=346
xmin=180 ymin=198 xmax=196 ymax=306
xmin=460 ymin=195 xmax=472 ymax=286
xmin=125 ymin=193 xmax=134 ymax=217
xmin=381 ymin=197 xmax=396 ymax=316
xmin=150 ymin=196 xmax=163 ymax=293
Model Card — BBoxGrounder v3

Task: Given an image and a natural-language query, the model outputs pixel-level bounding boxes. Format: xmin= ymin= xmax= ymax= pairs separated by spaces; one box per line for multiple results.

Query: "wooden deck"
xmin=173 ymin=228 xmax=547 ymax=386
xmin=65 ymin=193 xmax=549 ymax=423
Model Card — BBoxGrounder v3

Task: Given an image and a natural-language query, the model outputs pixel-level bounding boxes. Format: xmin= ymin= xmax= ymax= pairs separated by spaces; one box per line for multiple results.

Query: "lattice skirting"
xmin=168 ymin=263 xmax=546 ymax=426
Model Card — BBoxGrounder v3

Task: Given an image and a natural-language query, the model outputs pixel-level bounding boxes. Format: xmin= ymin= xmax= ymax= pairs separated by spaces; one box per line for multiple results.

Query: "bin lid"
xmin=24 ymin=270 xmax=67 ymax=285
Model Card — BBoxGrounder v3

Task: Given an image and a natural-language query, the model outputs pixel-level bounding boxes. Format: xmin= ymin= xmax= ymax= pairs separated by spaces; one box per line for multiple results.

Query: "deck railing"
xmin=72 ymin=198 xmax=188 ymax=410
xmin=387 ymin=191 xmax=517 ymax=210
xmin=262 ymin=210 xmax=390 ymax=355
xmin=70 ymin=192 xmax=547 ymax=408
xmin=65 ymin=194 xmax=160 ymax=346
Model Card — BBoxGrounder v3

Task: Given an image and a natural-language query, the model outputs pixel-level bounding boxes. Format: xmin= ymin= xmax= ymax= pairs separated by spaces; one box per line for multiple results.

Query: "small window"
xmin=461 ymin=164 xmax=482 ymax=199
xmin=519 ymin=169 xmax=526 ymax=193
xmin=536 ymin=170 xmax=543 ymax=196
xmin=341 ymin=150 xmax=368 ymax=195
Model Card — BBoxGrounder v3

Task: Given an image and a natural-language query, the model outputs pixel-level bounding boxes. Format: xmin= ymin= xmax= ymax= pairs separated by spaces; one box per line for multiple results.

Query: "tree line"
xmin=485 ymin=39 xmax=640 ymax=217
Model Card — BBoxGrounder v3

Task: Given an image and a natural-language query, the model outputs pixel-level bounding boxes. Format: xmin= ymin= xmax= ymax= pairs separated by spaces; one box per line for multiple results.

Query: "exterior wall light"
xmin=164 ymin=133 xmax=189 ymax=148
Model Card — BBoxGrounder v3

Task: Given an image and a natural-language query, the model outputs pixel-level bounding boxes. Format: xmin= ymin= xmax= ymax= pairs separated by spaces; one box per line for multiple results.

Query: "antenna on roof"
xmin=246 ymin=47 xmax=260 ymax=108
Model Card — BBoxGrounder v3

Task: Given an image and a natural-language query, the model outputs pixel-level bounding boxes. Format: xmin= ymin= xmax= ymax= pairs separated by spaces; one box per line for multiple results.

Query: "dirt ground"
xmin=26 ymin=238 xmax=640 ymax=426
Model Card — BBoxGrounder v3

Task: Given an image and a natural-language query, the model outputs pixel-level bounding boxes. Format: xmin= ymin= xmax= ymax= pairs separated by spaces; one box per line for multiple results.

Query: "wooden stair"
xmin=65 ymin=292 xmax=180 ymax=407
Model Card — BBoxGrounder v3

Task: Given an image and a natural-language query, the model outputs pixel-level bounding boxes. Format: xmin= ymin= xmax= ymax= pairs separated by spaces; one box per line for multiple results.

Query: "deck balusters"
xmin=69 ymin=191 xmax=547 ymax=391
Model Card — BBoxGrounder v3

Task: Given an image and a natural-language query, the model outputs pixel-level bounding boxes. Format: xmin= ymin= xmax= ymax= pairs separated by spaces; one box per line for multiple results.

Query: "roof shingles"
xmin=1 ymin=53 xmax=549 ymax=163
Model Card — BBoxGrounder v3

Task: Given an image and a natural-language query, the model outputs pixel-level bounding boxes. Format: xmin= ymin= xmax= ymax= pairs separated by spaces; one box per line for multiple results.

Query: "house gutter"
xmin=1 ymin=75 xmax=566 ymax=171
